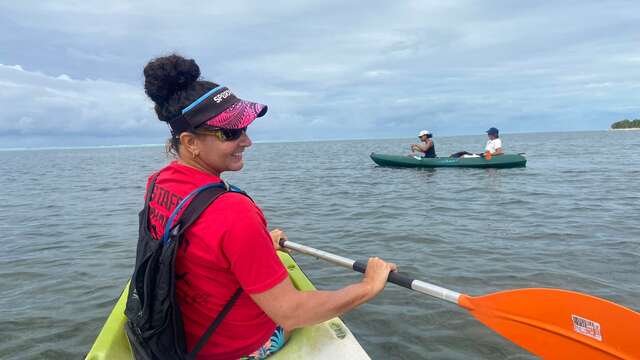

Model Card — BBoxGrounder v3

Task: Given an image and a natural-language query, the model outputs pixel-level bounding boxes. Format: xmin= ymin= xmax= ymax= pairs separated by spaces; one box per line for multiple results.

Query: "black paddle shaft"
xmin=279 ymin=238 xmax=416 ymax=291
xmin=352 ymin=260 xmax=414 ymax=290
xmin=280 ymin=239 xmax=462 ymax=304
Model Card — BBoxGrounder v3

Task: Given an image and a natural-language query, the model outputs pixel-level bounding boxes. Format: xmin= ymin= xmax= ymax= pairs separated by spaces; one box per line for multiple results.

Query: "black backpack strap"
xmin=186 ymin=287 xmax=243 ymax=360
xmin=143 ymin=174 xmax=160 ymax=214
xmin=170 ymin=185 xmax=249 ymax=240
xmin=145 ymin=173 xmax=160 ymax=206
xmin=140 ymin=173 xmax=161 ymax=237
xmin=170 ymin=183 xmax=247 ymax=359
xmin=174 ymin=185 xmax=228 ymax=237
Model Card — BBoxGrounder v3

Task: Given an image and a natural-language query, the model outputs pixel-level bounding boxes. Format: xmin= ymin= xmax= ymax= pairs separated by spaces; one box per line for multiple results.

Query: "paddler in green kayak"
xmin=410 ymin=130 xmax=436 ymax=158
xmin=483 ymin=127 xmax=503 ymax=157
xmin=450 ymin=127 xmax=503 ymax=159
xmin=135 ymin=54 xmax=397 ymax=360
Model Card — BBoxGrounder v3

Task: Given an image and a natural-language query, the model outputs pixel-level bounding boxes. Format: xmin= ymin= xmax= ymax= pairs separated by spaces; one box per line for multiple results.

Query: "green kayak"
xmin=370 ymin=153 xmax=526 ymax=168
xmin=86 ymin=252 xmax=370 ymax=359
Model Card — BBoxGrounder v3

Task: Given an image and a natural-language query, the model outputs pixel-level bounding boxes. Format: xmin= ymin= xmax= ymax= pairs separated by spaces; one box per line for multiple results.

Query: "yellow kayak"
xmin=86 ymin=251 xmax=370 ymax=359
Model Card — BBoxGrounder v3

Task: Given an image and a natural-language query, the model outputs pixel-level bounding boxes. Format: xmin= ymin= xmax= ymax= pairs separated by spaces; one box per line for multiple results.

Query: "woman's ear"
xmin=179 ymin=132 xmax=199 ymax=157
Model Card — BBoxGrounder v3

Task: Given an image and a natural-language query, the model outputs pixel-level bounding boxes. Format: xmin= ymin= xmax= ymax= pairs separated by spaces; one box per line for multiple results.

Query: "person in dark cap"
xmin=450 ymin=127 xmax=504 ymax=158
xmin=134 ymin=54 xmax=396 ymax=359
xmin=484 ymin=127 xmax=503 ymax=156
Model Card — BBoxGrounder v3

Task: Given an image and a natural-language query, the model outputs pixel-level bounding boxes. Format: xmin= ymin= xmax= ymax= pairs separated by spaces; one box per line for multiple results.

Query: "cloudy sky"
xmin=1 ymin=1 xmax=639 ymax=148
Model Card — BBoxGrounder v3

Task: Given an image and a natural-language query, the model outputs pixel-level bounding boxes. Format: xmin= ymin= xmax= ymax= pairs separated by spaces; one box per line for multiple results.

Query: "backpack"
xmin=124 ymin=174 xmax=247 ymax=360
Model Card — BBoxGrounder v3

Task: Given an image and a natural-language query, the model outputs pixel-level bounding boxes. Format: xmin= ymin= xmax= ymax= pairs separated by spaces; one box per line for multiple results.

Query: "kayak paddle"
xmin=280 ymin=240 xmax=640 ymax=360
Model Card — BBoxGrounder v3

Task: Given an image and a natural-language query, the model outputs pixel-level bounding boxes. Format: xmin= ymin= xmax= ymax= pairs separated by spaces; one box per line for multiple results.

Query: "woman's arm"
xmin=410 ymin=144 xmax=421 ymax=152
xmin=425 ymin=140 xmax=433 ymax=150
xmin=412 ymin=143 xmax=428 ymax=152
xmin=250 ymin=256 xmax=396 ymax=332
xmin=493 ymin=147 xmax=503 ymax=155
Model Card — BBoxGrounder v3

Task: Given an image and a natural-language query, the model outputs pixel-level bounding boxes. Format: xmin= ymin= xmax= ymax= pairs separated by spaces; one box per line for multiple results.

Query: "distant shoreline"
xmin=609 ymin=128 xmax=640 ymax=131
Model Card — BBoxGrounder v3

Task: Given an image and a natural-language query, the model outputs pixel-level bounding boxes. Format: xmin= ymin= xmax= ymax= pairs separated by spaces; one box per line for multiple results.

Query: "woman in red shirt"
xmin=142 ymin=54 xmax=396 ymax=359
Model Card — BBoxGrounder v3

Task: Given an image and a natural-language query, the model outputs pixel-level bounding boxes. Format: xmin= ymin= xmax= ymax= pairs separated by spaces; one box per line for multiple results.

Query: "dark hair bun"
xmin=143 ymin=54 xmax=200 ymax=105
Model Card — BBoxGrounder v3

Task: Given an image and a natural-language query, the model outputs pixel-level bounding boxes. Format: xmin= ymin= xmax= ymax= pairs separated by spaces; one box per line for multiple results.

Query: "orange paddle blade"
xmin=458 ymin=289 xmax=640 ymax=359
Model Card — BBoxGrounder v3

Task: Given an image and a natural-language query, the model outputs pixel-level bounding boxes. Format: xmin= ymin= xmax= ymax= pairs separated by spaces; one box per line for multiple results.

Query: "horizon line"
xmin=0 ymin=129 xmax=608 ymax=152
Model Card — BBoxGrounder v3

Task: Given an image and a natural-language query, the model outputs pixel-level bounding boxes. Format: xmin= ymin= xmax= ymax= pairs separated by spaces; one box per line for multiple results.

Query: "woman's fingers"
xmin=388 ymin=262 xmax=398 ymax=272
xmin=363 ymin=256 xmax=397 ymax=298
xmin=269 ymin=229 xmax=290 ymax=252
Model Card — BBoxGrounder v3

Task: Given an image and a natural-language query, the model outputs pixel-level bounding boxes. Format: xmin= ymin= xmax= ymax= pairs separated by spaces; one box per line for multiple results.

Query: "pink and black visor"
xmin=168 ymin=85 xmax=268 ymax=135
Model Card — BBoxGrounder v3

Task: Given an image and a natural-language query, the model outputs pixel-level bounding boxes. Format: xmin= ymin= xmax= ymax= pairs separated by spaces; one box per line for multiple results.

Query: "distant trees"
xmin=611 ymin=119 xmax=640 ymax=129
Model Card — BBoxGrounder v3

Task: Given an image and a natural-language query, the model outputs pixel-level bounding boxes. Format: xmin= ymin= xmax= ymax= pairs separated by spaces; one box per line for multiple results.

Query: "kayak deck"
xmin=370 ymin=153 xmax=526 ymax=168
xmin=86 ymin=252 xmax=369 ymax=359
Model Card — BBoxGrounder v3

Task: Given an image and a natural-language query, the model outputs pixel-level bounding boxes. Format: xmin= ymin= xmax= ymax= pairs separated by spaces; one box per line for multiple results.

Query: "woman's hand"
xmin=269 ymin=228 xmax=288 ymax=251
xmin=361 ymin=257 xmax=397 ymax=299
xmin=250 ymin=254 xmax=396 ymax=331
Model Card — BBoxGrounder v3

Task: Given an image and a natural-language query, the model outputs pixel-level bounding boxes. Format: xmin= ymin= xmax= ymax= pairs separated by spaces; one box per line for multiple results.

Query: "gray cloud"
xmin=1 ymin=0 xmax=639 ymax=147
xmin=0 ymin=64 xmax=164 ymax=147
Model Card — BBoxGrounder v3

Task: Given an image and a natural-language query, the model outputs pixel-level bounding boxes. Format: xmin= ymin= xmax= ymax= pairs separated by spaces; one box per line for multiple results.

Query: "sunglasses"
xmin=196 ymin=127 xmax=247 ymax=141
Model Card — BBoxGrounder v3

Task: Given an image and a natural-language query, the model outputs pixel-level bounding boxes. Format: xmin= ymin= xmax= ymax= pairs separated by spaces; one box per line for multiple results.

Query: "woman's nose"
xmin=240 ymin=131 xmax=252 ymax=147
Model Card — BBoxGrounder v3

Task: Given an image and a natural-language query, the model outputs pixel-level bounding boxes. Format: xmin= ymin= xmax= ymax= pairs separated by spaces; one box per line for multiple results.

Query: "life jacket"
xmin=124 ymin=174 xmax=249 ymax=360
xmin=423 ymin=142 xmax=436 ymax=158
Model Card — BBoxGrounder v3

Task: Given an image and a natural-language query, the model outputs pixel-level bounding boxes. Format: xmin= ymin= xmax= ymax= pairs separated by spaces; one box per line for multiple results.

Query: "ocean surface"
xmin=1 ymin=131 xmax=639 ymax=359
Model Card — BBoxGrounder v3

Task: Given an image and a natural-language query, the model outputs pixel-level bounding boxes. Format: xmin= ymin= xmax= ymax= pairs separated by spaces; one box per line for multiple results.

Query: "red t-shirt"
xmin=145 ymin=161 xmax=288 ymax=359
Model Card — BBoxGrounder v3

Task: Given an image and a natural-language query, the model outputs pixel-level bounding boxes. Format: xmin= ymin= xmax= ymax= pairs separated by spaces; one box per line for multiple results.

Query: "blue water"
xmin=0 ymin=131 xmax=638 ymax=359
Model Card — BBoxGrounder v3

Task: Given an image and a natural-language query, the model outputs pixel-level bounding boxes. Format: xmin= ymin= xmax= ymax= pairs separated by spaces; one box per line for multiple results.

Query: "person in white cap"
xmin=410 ymin=130 xmax=436 ymax=158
